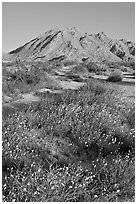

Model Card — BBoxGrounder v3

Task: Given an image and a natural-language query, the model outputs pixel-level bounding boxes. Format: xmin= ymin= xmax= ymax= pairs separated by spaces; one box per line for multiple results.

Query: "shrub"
xmin=120 ymin=66 xmax=128 ymax=72
xmin=87 ymin=61 xmax=100 ymax=73
xmin=106 ymin=71 xmax=122 ymax=82
xmin=71 ymin=63 xmax=88 ymax=73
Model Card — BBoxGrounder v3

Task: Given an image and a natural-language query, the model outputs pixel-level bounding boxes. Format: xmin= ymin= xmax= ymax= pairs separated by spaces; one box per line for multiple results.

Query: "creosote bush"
xmin=106 ymin=71 xmax=123 ymax=82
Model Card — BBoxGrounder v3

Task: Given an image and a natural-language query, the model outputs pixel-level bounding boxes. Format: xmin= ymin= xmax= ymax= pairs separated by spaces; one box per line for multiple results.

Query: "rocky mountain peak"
xmin=7 ymin=27 xmax=135 ymax=63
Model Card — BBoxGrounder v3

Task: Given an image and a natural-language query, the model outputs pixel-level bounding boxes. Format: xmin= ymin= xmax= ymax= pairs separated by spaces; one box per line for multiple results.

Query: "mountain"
xmin=8 ymin=27 xmax=135 ymax=63
xmin=94 ymin=32 xmax=135 ymax=61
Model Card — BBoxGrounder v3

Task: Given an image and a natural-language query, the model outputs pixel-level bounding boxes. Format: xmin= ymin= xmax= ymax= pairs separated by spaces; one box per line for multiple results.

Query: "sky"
xmin=2 ymin=2 xmax=135 ymax=53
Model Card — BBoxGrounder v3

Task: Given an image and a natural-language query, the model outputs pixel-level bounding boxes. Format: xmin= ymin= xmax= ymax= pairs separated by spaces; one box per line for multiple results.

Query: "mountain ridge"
xmin=7 ymin=27 xmax=135 ymax=63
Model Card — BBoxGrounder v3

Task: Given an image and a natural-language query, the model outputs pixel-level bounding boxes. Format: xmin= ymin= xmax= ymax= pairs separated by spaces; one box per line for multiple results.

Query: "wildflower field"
xmin=2 ymin=64 xmax=135 ymax=201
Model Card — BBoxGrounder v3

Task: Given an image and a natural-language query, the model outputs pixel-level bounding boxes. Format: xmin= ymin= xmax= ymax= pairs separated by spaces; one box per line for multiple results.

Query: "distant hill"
xmin=8 ymin=27 xmax=135 ymax=63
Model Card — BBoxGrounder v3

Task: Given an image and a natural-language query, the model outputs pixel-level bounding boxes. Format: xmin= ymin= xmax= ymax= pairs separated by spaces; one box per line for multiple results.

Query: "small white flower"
xmin=51 ymin=186 xmax=55 ymax=190
xmin=114 ymin=183 xmax=117 ymax=187
xmin=94 ymin=195 xmax=98 ymax=198
xmin=38 ymin=168 xmax=41 ymax=172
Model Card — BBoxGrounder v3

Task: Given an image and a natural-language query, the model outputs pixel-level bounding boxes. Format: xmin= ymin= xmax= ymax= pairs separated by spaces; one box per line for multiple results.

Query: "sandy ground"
xmin=59 ymin=80 xmax=85 ymax=90
xmin=20 ymin=93 xmax=40 ymax=102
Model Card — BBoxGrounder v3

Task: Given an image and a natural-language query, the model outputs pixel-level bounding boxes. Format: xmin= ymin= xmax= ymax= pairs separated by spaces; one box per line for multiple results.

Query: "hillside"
xmin=8 ymin=27 xmax=135 ymax=63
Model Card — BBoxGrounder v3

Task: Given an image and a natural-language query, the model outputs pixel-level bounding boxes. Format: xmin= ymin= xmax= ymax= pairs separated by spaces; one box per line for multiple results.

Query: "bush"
xmin=87 ymin=61 xmax=100 ymax=73
xmin=106 ymin=71 xmax=122 ymax=82
xmin=120 ymin=66 xmax=128 ymax=72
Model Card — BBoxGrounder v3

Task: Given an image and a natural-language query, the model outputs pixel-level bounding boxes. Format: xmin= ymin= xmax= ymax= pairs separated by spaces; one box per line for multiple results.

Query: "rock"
xmin=94 ymin=33 xmax=135 ymax=61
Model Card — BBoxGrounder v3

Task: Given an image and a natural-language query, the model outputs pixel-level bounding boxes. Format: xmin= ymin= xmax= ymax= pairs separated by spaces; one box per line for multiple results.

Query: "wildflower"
xmin=94 ymin=195 xmax=98 ymax=198
xmin=51 ymin=186 xmax=55 ymax=190
xmin=37 ymin=167 xmax=42 ymax=172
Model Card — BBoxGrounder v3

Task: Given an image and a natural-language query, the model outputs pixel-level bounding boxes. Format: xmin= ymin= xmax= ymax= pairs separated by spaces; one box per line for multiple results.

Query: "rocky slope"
xmin=94 ymin=32 xmax=135 ymax=61
xmin=8 ymin=27 xmax=135 ymax=63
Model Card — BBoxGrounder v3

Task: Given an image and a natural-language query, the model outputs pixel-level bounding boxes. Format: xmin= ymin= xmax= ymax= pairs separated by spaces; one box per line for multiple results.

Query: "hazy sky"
xmin=2 ymin=2 xmax=135 ymax=53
